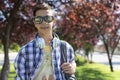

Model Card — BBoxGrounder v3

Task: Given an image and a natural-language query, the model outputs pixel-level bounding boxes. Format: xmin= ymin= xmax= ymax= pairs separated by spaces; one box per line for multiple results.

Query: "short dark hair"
xmin=33 ymin=3 xmax=53 ymax=16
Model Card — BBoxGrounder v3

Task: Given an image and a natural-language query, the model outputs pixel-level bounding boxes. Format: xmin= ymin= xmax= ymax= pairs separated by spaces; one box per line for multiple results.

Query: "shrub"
xmin=9 ymin=43 xmax=20 ymax=52
xmin=75 ymin=54 xmax=87 ymax=66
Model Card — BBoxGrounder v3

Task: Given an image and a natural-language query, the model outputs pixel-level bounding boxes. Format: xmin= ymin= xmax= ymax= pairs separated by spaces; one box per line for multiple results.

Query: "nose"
xmin=42 ymin=20 xmax=48 ymax=24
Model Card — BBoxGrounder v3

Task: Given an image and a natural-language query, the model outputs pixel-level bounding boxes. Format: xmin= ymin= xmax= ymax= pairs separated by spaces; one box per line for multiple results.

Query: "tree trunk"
xmin=101 ymin=34 xmax=114 ymax=72
xmin=104 ymin=41 xmax=114 ymax=72
xmin=90 ymin=52 xmax=93 ymax=63
xmin=107 ymin=53 xmax=114 ymax=72
xmin=0 ymin=24 xmax=11 ymax=80
xmin=0 ymin=41 xmax=10 ymax=80
xmin=0 ymin=0 xmax=23 ymax=79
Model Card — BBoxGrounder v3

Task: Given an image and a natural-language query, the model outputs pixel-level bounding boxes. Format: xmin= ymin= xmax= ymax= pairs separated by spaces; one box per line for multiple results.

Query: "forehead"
xmin=35 ymin=10 xmax=54 ymax=16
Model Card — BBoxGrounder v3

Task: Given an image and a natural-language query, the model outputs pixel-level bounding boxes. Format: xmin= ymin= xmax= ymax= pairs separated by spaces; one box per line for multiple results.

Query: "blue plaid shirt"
xmin=14 ymin=33 xmax=75 ymax=80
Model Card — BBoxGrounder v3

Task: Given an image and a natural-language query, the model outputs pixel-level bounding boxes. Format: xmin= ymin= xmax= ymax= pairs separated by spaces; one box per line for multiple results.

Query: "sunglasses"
xmin=33 ymin=16 xmax=54 ymax=24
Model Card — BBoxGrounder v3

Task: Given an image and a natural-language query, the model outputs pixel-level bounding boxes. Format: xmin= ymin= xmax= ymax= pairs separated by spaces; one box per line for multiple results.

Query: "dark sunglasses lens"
xmin=34 ymin=17 xmax=42 ymax=24
xmin=44 ymin=16 xmax=54 ymax=23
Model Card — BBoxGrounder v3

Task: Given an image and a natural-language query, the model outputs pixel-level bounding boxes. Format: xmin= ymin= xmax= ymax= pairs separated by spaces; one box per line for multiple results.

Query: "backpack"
xmin=60 ymin=41 xmax=77 ymax=80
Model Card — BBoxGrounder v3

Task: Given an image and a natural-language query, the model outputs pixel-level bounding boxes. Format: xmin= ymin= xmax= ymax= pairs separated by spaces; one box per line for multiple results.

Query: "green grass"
xmin=75 ymin=63 xmax=120 ymax=80
xmin=112 ymin=71 xmax=120 ymax=80
xmin=0 ymin=64 xmax=16 ymax=80
xmin=75 ymin=54 xmax=120 ymax=80
xmin=8 ymin=64 xmax=16 ymax=80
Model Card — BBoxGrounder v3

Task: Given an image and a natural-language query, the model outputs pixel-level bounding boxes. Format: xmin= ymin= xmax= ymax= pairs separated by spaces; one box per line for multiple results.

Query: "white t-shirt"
xmin=33 ymin=46 xmax=54 ymax=80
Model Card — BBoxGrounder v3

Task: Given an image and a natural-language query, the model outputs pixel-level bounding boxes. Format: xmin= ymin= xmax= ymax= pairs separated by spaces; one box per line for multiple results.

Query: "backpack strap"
xmin=60 ymin=41 xmax=77 ymax=80
xmin=60 ymin=41 xmax=67 ymax=64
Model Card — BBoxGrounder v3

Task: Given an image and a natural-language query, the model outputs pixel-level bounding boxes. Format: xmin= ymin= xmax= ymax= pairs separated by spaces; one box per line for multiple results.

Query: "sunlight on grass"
xmin=8 ymin=64 xmax=15 ymax=80
xmin=112 ymin=71 xmax=120 ymax=80
xmin=75 ymin=63 xmax=120 ymax=80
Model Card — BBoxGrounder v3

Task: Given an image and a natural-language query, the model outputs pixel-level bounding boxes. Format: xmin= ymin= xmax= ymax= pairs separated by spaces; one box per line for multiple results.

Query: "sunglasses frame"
xmin=33 ymin=16 xmax=54 ymax=24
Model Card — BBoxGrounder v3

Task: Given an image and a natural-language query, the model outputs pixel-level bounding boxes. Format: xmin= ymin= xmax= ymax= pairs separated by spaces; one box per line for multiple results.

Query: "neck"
xmin=38 ymin=31 xmax=53 ymax=45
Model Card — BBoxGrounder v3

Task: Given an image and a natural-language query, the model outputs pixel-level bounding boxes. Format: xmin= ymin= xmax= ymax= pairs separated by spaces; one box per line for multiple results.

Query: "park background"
xmin=0 ymin=0 xmax=120 ymax=80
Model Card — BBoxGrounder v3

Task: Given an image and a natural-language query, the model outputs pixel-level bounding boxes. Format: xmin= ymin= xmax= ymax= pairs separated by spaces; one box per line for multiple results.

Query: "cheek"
xmin=34 ymin=24 xmax=40 ymax=29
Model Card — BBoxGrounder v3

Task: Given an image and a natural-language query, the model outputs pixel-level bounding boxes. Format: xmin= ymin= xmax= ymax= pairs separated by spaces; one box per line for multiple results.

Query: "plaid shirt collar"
xmin=34 ymin=33 xmax=61 ymax=49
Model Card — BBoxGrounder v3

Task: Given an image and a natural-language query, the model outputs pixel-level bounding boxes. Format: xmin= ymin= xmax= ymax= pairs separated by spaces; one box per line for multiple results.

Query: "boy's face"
xmin=33 ymin=9 xmax=55 ymax=33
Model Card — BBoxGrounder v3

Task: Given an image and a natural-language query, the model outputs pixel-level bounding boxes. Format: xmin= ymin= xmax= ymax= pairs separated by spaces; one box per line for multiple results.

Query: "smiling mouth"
xmin=40 ymin=26 xmax=49 ymax=29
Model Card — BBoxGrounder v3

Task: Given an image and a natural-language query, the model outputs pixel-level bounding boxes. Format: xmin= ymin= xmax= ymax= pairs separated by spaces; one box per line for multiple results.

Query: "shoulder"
xmin=15 ymin=40 xmax=35 ymax=62
xmin=19 ymin=40 xmax=35 ymax=55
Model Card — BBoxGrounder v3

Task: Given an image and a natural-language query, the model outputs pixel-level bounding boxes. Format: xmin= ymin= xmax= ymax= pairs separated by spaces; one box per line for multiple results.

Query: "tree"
xmin=0 ymin=0 xmax=24 ymax=79
xmin=0 ymin=0 xmax=119 ymax=79
xmin=0 ymin=0 xmax=36 ymax=79
xmin=82 ymin=42 xmax=94 ymax=63
xmin=56 ymin=0 xmax=120 ymax=72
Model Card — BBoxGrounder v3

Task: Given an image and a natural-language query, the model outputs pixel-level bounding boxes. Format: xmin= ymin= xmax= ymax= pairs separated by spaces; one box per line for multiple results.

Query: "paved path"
xmin=0 ymin=52 xmax=120 ymax=70
xmin=92 ymin=52 xmax=120 ymax=70
xmin=0 ymin=52 xmax=17 ymax=66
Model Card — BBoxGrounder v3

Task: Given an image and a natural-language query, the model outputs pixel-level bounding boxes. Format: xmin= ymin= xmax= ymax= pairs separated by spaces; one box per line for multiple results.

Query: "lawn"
xmin=0 ymin=55 xmax=120 ymax=80
xmin=75 ymin=55 xmax=120 ymax=80
xmin=75 ymin=63 xmax=120 ymax=80
xmin=8 ymin=64 xmax=16 ymax=80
